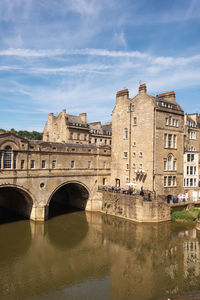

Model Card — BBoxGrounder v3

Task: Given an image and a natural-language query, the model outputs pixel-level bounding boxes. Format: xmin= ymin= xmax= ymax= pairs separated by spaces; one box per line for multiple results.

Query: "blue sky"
xmin=0 ymin=0 xmax=200 ymax=131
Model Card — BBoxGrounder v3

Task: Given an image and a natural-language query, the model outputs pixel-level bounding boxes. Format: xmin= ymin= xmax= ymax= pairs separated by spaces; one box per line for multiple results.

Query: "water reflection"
xmin=1 ymin=212 xmax=200 ymax=300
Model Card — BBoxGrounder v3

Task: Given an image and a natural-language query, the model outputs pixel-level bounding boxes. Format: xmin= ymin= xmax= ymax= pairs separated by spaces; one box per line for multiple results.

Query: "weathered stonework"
xmin=111 ymin=84 xmax=184 ymax=199
xmin=101 ymin=191 xmax=171 ymax=223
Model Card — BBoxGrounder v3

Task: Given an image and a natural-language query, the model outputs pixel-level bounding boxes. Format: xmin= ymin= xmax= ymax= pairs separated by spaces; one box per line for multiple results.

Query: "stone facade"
xmin=102 ymin=191 xmax=171 ymax=222
xmin=111 ymin=84 xmax=184 ymax=200
xmin=0 ymin=132 xmax=111 ymax=221
xmin=43 ymin=109 xmax=112 ymax=146
xmin=183 ymin=114 xmax=200 ymax=201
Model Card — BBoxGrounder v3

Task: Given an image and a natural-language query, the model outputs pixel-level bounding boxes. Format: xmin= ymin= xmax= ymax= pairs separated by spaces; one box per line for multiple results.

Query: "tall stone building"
xmin=183 ymin=114 xmax=200 ymax=201
xmin=111 ymin=84 xmax=184 ymax=199
xmin=43 ymin=109 xmax=111 ymax=146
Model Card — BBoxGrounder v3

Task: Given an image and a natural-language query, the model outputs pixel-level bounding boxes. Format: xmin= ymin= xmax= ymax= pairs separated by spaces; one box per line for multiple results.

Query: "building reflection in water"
xmin=1 ymin=212 xmax=200 ymax=300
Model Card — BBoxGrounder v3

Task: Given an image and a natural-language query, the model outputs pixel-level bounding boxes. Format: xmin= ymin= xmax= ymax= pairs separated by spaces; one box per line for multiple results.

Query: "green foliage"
xmin=0 ymin=128 xmax=42 ymax=140
xmin=171 ymin=208 xmax=200 ymax=222
xmin=17 ymin=130 xmax=43 ymax=140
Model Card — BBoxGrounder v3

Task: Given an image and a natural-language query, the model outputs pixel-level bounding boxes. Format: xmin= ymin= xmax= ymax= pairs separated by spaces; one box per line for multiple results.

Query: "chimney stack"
xmin=139 ymin=83 xmax=147 ymax=94
xmin=79 ymin=113 xmax=87 ymax=123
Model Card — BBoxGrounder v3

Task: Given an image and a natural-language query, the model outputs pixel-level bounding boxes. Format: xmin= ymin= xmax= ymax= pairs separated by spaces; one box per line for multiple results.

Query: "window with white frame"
xmin=124 ymin=152 xmax=128 ymax=158
xmin=168 ymin=155 xmax=172 ymax=171
xmin=52 ymin=160 xmax=56 ymax=169
xmin=164 ymin=160 xmax=167 ymax=171
xmin=124 ymin=128 xmax=128 ymax=139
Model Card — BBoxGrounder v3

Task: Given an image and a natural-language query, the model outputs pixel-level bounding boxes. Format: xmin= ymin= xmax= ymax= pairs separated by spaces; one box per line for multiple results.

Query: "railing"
xmin=98 ymin=185 xmax=154 ymax=201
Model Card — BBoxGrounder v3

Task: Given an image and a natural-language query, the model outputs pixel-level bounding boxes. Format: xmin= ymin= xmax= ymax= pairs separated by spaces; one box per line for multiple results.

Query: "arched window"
xmin=168 ymin=155 xmax=172 ymax=171
xmin=4 ymin=146 xmax=12 ymax=169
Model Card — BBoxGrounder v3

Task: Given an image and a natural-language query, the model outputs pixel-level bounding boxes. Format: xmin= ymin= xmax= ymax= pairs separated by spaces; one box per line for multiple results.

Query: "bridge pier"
xmin=30 ymin=205 xmax=47 ymax=222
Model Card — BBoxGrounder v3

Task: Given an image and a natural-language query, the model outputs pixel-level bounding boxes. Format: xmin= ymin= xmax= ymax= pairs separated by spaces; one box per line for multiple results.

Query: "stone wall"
xmin=101 ymin=191 xmax=171 ymax=223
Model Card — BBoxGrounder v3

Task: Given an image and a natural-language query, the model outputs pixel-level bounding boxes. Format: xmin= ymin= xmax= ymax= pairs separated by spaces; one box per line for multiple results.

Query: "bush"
xmin=171 ymin=209 xmax=200 ymax=222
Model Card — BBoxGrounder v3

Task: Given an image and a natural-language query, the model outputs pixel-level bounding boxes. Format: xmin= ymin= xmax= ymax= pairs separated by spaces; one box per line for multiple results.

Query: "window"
xmin=52 ymin=160 xmax=56 ymax=169
xmin=133 ymin=163 xmax=136 ymax=168
xmin=164 ymin=160 xmax=167 ymax=171
xmin=100 ymin=139 xmax=102 ymax=142
xmin=70 ymin=132 xmax=73 ymax=139
xmin=105 ymin=140 xmax=107 ymax=145
xmin=169 ymin=116 xmax=172 ymax=126
xmin=124 ymin=152 xmax=128 ymax=158
xmin=176 ymin=120 xmax=179 ymax=127
xmin=4 ymin=146 xmax=12 ymax=169
xmin=173 ymin=135 xmax=177 ymax=148
xmin=30 ymin=160 xmax=35 ymax=169
xmin=89 ymin=138 xmax=92 ymax=144
xmin=133 ymin=142 xmax=136 ymax=147
xmin=21 ymin=160 xmax=24 ymax=169
xmin=173 ymin=119 xmax=176 ymax=126
xmin=103 ymin=162 xmax=106 ymax=169
xmin=88 ymin=161 xmax=91 ymax=169
xmin=84 ymin=134 xmax=87 ymax=141
xmin=164 ymin=176 xmax=167 ymax=187
xmin=194 ymin=166 xmax=197 ymax=175
xmin=103 ymin=178 xmax=106 ymax=186
xmin=133 ymin=117 xmax=137 ymax=125
xmin=13 ymin=152 xmax=17 ymax=169
xmin=168 ymin=155 xmax=172 ymax=171
xmin=126 ymin=164 xmax=129 ymax=170
xmin=95 ymin=138 xmax=97 ymax=143
xmin=187 ymin=166 xmax=189 ymax=175
xmin=124 ymin=128 xmax=128 ymax=139
xmin=168 ymin=134 xmax=172 ymax=148
xmin=77 ymin=133 xmax=81 ymax=140
xmin=165 ymin=118 xmax=168 ymax=126
xmin=71 ymin=160 xmax=75 ymax=168
xmin=42 ymin=160 xmax=46 ymax=169
xmin=173 ymin=160 xmax=177 ymax=171
xmin=133 ymin=152 xmax=136 ymax=158
xmin=168 ymin=176 xmax=172 ymax=186
xmin=173 ymin=176 xmax=176 ymax=186
xmin=139 ymin=152 xmax=143 ymax=158
xmin=110 ymin=140 xmax=112 ymax=145
xmin=139 ymin=163 xmax=142 ymax=169
xmin=164 ymin=134 xmax=167 ymax=148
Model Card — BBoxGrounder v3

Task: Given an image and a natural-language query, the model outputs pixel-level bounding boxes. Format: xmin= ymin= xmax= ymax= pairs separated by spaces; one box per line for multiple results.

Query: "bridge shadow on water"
xmin=48 ymin=202 xmax=83 ymax=219
xmin=0 ymin=206 xmax=27 ymax=225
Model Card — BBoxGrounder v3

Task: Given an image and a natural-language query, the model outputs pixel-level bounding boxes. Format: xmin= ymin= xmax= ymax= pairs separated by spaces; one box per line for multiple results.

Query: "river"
xmin=0 ymin=210 xmax=200 ymax=300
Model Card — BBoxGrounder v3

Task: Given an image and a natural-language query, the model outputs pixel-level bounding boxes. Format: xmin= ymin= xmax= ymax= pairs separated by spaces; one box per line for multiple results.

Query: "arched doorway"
xmin=0 ymin=186 xmax=33 ymax=222
xmin=48 ymin=182 xmax=89 ymax=219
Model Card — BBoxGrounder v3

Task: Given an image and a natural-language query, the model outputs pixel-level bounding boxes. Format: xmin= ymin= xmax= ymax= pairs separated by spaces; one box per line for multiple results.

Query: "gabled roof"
xmin=0 ymin=131 xmax=28 ymax=142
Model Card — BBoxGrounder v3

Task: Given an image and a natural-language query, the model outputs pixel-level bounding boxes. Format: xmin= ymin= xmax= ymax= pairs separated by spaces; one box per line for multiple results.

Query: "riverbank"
xmin=171 ymin=208 xmax=200 ymax=222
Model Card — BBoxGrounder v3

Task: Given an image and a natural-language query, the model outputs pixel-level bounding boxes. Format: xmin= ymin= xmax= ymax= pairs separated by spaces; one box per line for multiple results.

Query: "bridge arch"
xmin=47 ymin=181 xmax=90 ymax=219
xmin=0 ymin=184 xmax=34 ymax=219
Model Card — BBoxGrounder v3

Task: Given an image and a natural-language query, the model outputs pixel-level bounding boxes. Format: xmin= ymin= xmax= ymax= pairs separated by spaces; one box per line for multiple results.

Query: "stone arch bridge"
xmin=0 ymin=132 xmax=111 ymax=221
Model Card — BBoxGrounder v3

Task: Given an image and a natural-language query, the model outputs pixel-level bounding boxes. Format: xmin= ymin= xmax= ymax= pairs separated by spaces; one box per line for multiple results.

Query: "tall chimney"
xmin=79 ymin=113 xmax=87 ymax=123
xmin=139 ymin=83 xmax=147 ymax=94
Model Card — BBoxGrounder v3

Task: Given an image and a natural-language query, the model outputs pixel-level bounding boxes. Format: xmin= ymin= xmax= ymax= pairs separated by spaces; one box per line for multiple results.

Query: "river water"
xmin=0 ymin=211 xmax=200 ymax=300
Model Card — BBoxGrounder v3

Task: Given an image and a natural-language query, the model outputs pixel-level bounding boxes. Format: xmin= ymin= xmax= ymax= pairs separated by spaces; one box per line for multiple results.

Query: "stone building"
xmin=183 ymin=114 xmax=200 ymax=201
xmin=43 ymin=109 xmax=112 ymax=146
xmin=111 ymin=84 xmax=184 ymax=199
xmin=0 ymin=131 xmax=111 ymax=220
